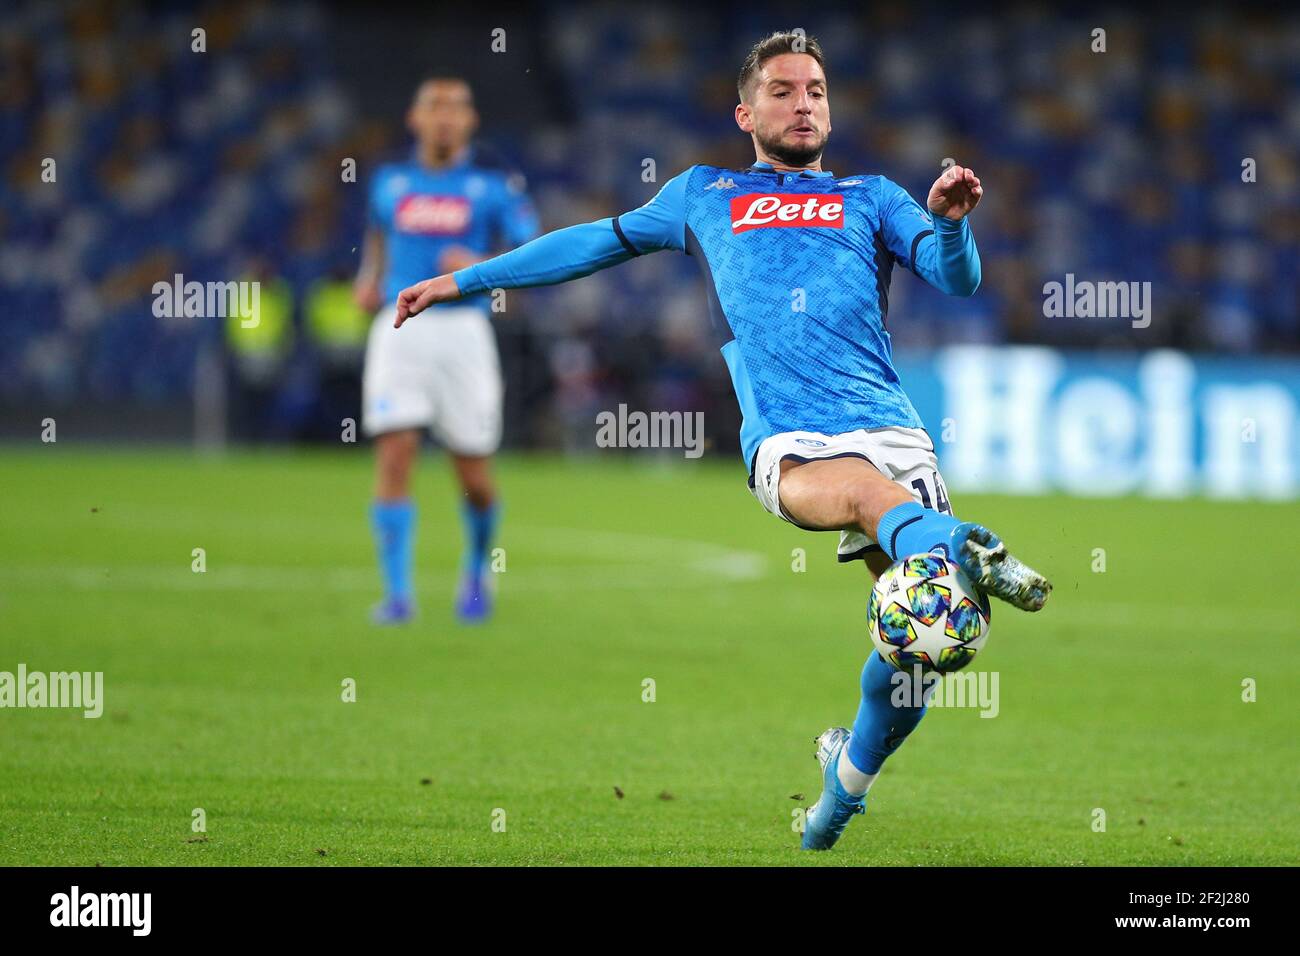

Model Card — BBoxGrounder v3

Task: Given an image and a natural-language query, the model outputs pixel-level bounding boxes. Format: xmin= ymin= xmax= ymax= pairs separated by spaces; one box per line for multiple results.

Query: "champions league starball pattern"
xmin=868 ymin=554 xmax=992 ymax=672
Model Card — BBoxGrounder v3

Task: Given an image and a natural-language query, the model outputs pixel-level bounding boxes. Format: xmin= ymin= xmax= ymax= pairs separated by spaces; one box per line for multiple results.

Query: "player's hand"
xmin=353 ymin=277 xmax=382 ymax=313
xmin=394 ymin=274 xmax=461 ymax=328
xmin=438 ymin=245 xmax=481 ymax=274
xmin=926 ymin=165 xmax=983 ymax=221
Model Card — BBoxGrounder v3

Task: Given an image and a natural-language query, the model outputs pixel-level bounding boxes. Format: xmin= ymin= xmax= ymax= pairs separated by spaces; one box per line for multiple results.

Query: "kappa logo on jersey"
xmin=394 ymin=194 xmax=472 ymax=235
xmin=705 ymin=176 xmax=737 ymax=191
xmin=729 ymin=193 xmax=844 ymax=233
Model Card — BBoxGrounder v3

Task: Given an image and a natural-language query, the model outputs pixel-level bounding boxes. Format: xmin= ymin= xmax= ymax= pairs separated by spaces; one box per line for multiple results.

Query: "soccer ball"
xmin=868 ymin=553 xmax=991 ymax=673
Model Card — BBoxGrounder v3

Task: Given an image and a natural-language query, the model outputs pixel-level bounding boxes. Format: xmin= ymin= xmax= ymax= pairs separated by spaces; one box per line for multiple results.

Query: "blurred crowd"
xmin=2 ymin=0 xmax=1297 ymax=445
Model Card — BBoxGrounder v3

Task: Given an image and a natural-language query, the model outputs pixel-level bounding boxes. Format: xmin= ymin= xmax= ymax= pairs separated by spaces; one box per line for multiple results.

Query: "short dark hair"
xmin=737 ymin=31 xmax=827 ymax=102
xmin=413 ymin=76 xmax=474 ymax=104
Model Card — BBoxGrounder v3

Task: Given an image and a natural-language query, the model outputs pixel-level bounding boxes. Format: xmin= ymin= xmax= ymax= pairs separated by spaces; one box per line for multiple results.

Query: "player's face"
xmin=407 ymin=80 xmax=477 ymax=154
xmin=737 ymin=53 xmax=831 ymax=168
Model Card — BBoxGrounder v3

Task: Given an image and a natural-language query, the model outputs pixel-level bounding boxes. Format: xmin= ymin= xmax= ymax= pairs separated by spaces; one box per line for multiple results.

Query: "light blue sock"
xmin=461 ymin=500 xmax=499 ymax=580
xmin=846 ymin=651 xmax=928 ymax=775
xmin=876 ymin=501 xmax=963 ymax=562
xmin=370 ymin=499 xmax=415 ymax=602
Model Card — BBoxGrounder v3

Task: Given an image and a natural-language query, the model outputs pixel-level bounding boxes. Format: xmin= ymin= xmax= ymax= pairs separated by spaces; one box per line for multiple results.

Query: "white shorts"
xmin=362 ymin=303 xmax=503 ymax=455
xmin=748 ymin=426 xmax=953 ymax=563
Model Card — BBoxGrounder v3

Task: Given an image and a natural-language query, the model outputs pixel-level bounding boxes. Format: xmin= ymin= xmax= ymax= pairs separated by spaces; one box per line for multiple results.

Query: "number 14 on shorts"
xmin=911 ymin=471 xmax=952 ymax=515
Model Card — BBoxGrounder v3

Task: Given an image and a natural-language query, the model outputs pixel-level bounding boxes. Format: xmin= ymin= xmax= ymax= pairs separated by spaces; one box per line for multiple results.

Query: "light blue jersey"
xmin=453 ymin=162 xmax=980 ymax=468
xmin=369 ymin=148 xmax=539 ymax=307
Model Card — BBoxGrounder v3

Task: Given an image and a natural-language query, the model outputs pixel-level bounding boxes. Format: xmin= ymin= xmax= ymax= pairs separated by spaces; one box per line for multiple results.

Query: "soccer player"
xmin=392 ymin=34 xmax=1052 ymax=848
xmin=354 ymin=77 xmax=538 ymax=625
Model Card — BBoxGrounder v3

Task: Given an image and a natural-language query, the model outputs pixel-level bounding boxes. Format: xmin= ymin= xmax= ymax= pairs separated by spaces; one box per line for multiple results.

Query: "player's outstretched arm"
xmin=882 ymin=166 xmax=983 ymax=297
xmin=393 ymin=218 xmax=641 ymax=327
xmin=395 ymin=172 xmax=690 ymax=328
xmin=395 ymin=273 xmax=461 ymax=326
xmin=920 ymin=165 xmax=982 ymax=296
xmin=926 ymin=164 xmax=982 ymax=221
xmin=395 ymin=218 xmax=648 ymax=327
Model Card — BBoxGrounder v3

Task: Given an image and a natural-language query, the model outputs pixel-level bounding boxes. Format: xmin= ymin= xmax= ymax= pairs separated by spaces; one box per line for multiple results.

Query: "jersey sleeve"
xmin=453 ymin=170 xmax=690 ymax=295
xmin=879 ymin=177 xmax=981 ymax=297
xmin=492 ymin=171 xmax=541 ymax=248
xmin=611 ymin=169 xmax=689 ymax=253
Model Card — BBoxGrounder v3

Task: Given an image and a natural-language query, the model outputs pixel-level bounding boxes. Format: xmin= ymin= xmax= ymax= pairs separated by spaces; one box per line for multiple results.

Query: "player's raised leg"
xmin=778 ymin=456 xmax=1052 ymax=610
xmin=777 ymin=454 xmax=1049 ymax=849
xmin=450 ymin=453 xmax=499 ymax=623
xmin=370 ymin=428 xmax=421 ymax=624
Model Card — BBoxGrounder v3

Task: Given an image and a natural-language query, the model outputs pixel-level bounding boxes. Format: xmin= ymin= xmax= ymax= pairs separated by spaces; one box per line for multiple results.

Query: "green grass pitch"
xmin=1 ymin=447 xmax=1295 ymax=866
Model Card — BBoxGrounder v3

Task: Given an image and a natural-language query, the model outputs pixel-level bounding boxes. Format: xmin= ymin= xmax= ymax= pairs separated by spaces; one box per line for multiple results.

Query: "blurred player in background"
xmin=392 ymin=35 xmax=1051 ymax=847
xmin=354 ymin=77 xmax=538 ymax=625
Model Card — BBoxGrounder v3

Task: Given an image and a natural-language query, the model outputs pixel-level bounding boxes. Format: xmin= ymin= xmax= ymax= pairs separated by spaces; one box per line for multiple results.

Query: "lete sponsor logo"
xmin=730 ymin=193 xmax=844 ymax=233
xmin=395 ymin=194 xmax=472 ymax=235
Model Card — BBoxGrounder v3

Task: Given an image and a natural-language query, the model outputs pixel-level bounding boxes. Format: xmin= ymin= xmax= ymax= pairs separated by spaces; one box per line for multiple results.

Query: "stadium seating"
xmin=3 ymin=1 xmax=1296 ymax=432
